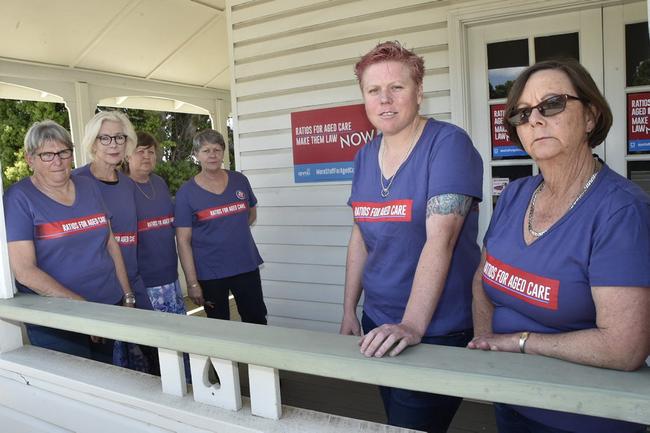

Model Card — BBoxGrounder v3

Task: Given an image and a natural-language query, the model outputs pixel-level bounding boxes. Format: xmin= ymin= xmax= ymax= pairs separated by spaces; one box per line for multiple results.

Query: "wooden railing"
xmin=0 ymin=293 xmax=648 ymax=427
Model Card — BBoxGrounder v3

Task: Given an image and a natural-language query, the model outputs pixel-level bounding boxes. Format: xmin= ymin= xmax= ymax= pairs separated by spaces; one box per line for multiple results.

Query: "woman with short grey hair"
xmin=4 ymin=120 xmax=133 ymax=362
xmin=175 ymin=129 xmax=268 ymax=324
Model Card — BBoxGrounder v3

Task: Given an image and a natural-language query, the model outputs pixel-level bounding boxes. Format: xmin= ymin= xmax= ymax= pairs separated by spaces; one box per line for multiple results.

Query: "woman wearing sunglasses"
xmin=4 ymin=120 xmax=132 ymax=361
xmin=468 ymin=60 xmax=649 ymax=433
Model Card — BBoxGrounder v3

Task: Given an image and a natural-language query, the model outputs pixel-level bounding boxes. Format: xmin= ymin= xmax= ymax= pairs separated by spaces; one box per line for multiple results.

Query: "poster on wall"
xmin=291 ymin=104 xmax=376 ymax=183
xmin=627 ymin=92 xmax=650 ymax=153
xmin=490 ymin=103 xmax=528 ymax=159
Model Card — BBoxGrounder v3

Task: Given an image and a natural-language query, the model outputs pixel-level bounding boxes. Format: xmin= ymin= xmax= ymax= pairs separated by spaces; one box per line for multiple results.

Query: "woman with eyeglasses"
xmin=468 ymin=60 xmax=650 ymax=433
xmin=75 ymin=110 xmax=151 ymax=311
xmin=175 ymin=129 xmax=267 ymax=325
xmin=4 ymin=120 xmax=133 ymax=362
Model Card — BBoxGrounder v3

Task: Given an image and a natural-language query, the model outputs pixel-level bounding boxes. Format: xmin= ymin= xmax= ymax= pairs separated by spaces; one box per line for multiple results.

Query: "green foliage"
xmin=490 ymin=80 xmax=515 ymax=99
xmin=98 ymin=106 xmax=229 ymax=195
xmin=631 ymin=59 xmax=650 ymax=86
xmin=4 ymin=150 xmax=31 ymax=184
xmin=154 ymin=158 xmax=199 ymax=195
xmin=0 ymin=100 xmax=69 ymax=188
xmin=0 ymin=101 xmax=232 ymax=194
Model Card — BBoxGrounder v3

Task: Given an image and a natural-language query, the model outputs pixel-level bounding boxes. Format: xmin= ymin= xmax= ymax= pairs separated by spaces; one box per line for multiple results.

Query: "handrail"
xmin=0 ymin=293 xmax=648 ymax=424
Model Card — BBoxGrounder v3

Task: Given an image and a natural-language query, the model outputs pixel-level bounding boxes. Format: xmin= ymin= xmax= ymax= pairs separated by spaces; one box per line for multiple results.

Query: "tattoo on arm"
xmin=426 ymin=194 xmax=473 ymax=218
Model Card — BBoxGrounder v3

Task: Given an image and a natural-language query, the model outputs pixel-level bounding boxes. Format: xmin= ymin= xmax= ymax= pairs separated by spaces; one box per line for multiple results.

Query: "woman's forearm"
xmin=472 ymin=251 xmax=493 ymax=336
xmin=343 ymin=224 xmax=366 ymax=315
xmin=106 ymin=235 xmax=132 ymax=296
xmin=8 ymin=241 xmax=84 ymax=300
xmin=176 ymin=228 xmax=198 ymax=284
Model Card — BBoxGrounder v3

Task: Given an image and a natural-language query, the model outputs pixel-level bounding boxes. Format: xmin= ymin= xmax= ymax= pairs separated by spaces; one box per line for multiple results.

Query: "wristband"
xmin=519 ymin=332 xmax=530 ymax=353
xmin=124 ymin=292 xmax=136 ymax=305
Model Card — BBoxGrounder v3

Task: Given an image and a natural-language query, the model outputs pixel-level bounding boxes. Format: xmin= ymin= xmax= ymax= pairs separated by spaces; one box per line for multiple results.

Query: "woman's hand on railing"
xmin=359 ymin=322 xmax=422 ymax=358
xmin=468 ymin=333 xmax=520 ymax=353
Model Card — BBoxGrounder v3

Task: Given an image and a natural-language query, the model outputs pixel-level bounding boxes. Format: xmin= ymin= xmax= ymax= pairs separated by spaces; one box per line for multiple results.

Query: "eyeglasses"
xmin=507 ymin=94 xmax=584 ymax=127
xmin=97 ymin=134 xmax=128 ymax=146
xmin=37 ymin=149 xmax=74 ymax=162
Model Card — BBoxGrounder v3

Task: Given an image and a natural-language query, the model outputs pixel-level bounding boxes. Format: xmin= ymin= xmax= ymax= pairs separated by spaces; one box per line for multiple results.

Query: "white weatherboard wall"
xmin=227 ymin=0 xmax=457 ymax=332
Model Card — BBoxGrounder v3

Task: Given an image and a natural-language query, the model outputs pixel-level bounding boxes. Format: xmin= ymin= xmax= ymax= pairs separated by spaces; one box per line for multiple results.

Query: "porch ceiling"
xmin=0 ymin=0 xmax=230 ymax=90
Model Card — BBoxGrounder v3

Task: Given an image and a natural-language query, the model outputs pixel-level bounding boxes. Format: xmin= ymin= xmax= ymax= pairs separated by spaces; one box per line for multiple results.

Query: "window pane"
xmin=535 ymin=33 xmax=579 ymax=62
xmin=626 ymin=22 xmax=650 ymax=87
xmin=628 ymin=161 xmax=650 ymax=195
xmin=487 ymin=39 xmax=529 ymax=99
xmin=491 ymin=165 xmax=533 ymax=208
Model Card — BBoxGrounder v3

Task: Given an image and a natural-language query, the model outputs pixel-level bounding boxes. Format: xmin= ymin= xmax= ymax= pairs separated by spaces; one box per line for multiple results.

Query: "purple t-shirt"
xmin=74 ymin=165 xmax=151 ymax=310
xmin=134 ymin=174 xmax=178 ymax=287
xmin=4 ymin=175 xmax=123 ymax=304
xmin=348 ymin=118 xmax=483 ymax=336
xmin=482 ymin=164 xmax=650 ymax=433
xmin=174 ymin=170 xmax=263 ymax=280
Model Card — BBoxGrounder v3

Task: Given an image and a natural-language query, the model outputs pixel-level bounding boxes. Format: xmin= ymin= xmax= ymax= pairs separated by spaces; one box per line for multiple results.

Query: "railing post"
xmin=190 ymin=354 xmax=242 ymax=411
xmin=248 ymin=364 xmax=281 ymax=419
xmin=158 ymin=348 xmax=187 ymax=396
xmin=0 ymin=169 xmax=23 ymax=354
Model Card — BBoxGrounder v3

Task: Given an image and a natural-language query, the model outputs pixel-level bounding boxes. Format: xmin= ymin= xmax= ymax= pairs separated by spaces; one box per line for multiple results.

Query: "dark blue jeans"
xmin=199 ymin=268 xmax=267 ymax=325
xmin=362 ymin=312 xmax=473 ymax=433
xmin=26 ymin=324 xmax=114 ymax=364
xmin=494 ymin=403 xmax=647 ymax=433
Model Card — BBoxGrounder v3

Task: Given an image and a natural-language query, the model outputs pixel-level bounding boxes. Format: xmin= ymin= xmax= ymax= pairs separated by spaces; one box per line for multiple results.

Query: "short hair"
xmin=192 ymin=129 xmax=225 ymax=154
xmin=505 ymin=59 xmax=612 ymax=149
xmin=81 ymin=110 xmax=137 ymax=160
xmin=135 ymin=131 xmax=160 ymax=157
xmin=24 ymin=120 xmax=73 ymax=155
xmin=122 ymin=131 xmax=161 ymax=175
xmin=354 ymin=41 xmax=425 ymax=87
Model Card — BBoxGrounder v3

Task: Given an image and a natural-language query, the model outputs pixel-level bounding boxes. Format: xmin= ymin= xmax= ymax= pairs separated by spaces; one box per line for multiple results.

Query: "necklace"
xmin=379 ymin=120 xmax=421 ymax=198
xmin=528 ymin=161 xmax=600 ymax=237
xmin=135 ymin=178 xmax=156 ymax=200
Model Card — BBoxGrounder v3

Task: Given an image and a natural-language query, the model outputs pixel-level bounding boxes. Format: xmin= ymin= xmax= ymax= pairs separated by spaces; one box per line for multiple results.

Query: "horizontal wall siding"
xmin=229 ymin=0 xmax=454 ymax=332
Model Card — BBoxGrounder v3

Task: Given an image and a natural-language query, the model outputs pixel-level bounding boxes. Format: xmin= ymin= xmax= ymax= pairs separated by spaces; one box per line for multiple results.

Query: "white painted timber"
xmin=159 ymin=348 xmax=188 ymax=396
xmin=0 ymin=403 xmax=71 ymax=433
xmin=257 ymin=244 xmax=347 ymax=267
xmin=0 ymin=345 xmax=414 ymax=432
xmin=248 ymin=365 xmax=281 ymax=420
xmin=0 ymin=170 xmax=22 ymax=354
xmin=190 ymin=355 xmax=242 ymax=411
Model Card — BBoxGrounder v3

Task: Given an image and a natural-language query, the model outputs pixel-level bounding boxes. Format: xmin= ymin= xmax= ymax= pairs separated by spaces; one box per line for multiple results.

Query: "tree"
xmin=98 ymin=107 xmax=228 ymax=195
xmin=0 ymin=101 xmax=231 ymax=194
xmin=0 ymin=100 xmax=69 ymax=188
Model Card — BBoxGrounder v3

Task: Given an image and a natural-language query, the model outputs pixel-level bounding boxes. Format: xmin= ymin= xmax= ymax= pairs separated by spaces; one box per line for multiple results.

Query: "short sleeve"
xmin=4 ymin=185 xmax=35 ymax=242
xmin=427 ymin=128 xmax=483 ymax=202
xmin=589 ymin=202 xmax=650 ymax=287
xmin=173 ymin=183 xmax=194 ymax=228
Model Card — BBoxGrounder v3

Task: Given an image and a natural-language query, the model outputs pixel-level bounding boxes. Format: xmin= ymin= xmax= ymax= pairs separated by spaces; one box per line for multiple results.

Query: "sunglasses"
xmin=507 ymin=94 xmax=584 ymax=127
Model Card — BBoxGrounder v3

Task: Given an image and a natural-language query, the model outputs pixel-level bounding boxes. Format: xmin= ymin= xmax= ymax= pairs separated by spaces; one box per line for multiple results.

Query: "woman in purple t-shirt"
xmin=4 ymin=120 xmax=133 ymax=362
xmin=468 ymin=60 xmax=649 ymax=433
xmin=175 ymin=129 xmax=267 ymax=325
xmin=125 ymin=132 xmax=184 ymax=315
xmin=75 ymin=110 xmax=150 ymax=310
xmin=341 ymin=41 xmax=483 ymax=433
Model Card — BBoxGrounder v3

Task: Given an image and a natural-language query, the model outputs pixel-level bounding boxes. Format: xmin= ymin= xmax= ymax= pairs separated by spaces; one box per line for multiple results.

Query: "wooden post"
xmin=248 ymin=364 xmax=281 ymax=420
xmin=189 ymin=354 xmax=241 ymax=411
xmin=158 ymin=348 xmax=187 ymax=396
xmin=0 ymin=166 xmax=23 ymax=353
